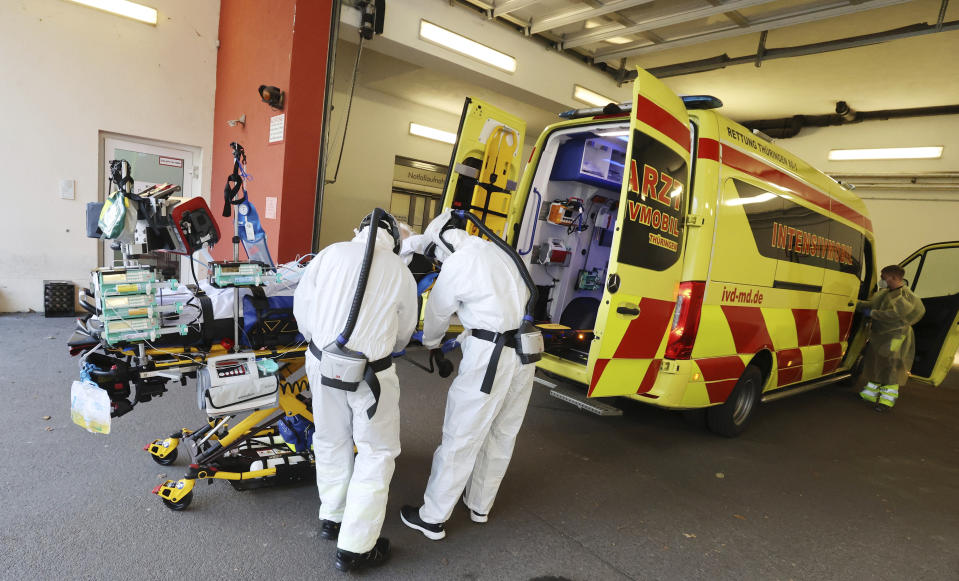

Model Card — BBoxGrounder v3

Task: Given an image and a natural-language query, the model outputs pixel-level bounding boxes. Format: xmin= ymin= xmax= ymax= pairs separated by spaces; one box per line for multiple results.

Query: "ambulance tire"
xmin=707 ymin=365 xmax=763 ymax=437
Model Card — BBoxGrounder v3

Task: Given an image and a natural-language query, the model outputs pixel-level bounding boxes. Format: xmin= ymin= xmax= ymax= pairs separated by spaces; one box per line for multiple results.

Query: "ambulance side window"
xmin=900 ymin=254 xmax=919 ymax=292
xmin=826 ymin=212 xmax=864 ymax=278
xmin=911 ymin=247 xmax=959 ymax=299
xmin=618 ymin=132 xmax=687 ymax=271
xmin=860 ymin=240 xmax=874 ymax=300
xmin=734 ymin=179 xmax=784 ymax=254
xmin=781 ymin=198 xmax=830 ymax=265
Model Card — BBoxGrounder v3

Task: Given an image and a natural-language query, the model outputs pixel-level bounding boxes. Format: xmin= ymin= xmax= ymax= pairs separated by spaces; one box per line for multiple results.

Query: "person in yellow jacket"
xmin=857 ymin=265 xmax=926 ymax=410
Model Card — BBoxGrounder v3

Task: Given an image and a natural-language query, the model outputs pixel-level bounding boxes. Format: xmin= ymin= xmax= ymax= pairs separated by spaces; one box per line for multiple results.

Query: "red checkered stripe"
xmin=588 ymin=297 xmax=675 ymax=397
xmin=694 ymin=306 xmax=854 ymax=403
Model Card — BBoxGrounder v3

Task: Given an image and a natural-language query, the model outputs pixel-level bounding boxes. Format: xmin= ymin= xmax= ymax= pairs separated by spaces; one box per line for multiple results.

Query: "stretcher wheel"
xmin=161 ymin=491 xmax=193 ymax=511
xmin=151 ymin=447 xmax=178 ymax=466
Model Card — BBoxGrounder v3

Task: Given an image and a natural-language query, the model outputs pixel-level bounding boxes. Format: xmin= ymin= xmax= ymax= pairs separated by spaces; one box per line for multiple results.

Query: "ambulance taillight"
xmin=664 ymin=281 xmax=706 ymax=360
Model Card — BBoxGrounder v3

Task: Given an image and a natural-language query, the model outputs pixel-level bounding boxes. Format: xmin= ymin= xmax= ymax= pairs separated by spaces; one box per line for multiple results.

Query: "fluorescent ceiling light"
xmin=64 ymin=0 xmax=157 ymax=25
xmin=573 ymin=85 xmax=616 ymax=108
xmin=410 ymin=122 xmax=456 ymax=144
xmin=419 ymin=21 xmax=516 ymax=73
xmin=605 ymin=36 xmax=633 ymax=45
xmin=828 ymin=146 xmax=943 ymax=161
xmin=584 ymin=19 xmax=604 ymax=29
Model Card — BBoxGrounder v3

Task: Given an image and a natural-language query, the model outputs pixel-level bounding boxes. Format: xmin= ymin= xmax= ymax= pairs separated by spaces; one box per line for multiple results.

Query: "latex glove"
xmin=862 ymin=308 xmax=872 ymax=317
xmin=391 ymin=350 xmax=406 ymax=358
xmin=440 ymin=339 xmax=459 ymax=354
xmin=411 ymin=331 xmax=424 ymax=344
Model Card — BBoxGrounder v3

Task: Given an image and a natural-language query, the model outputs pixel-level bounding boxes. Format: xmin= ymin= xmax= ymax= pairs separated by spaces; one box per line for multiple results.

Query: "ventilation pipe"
xmin=743 ymin=103 xmax=959 ymax=139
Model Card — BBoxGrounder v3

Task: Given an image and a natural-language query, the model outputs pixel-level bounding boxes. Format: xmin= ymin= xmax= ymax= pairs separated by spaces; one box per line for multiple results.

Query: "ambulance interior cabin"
xmin=518 ymin=121 xmax=629 ymax=364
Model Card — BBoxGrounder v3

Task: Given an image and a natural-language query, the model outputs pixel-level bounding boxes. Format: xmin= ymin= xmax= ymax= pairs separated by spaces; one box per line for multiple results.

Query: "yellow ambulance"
xmin=436 ymin=67 xmax=959 ymax=436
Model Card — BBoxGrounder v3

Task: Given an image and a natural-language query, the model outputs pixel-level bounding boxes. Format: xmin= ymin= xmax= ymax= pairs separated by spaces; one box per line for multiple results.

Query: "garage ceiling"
xmin=345 ymin=0 xmax=958 ymax=134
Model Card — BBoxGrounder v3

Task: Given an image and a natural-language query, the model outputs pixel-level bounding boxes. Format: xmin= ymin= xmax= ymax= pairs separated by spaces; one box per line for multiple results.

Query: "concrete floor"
xmin=1 ymin=312 xmax=958 ymax=580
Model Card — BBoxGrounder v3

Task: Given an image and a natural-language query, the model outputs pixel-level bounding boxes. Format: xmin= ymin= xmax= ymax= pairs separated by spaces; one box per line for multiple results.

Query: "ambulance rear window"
xmin=618 ymin=131 xmax=687 ymax=271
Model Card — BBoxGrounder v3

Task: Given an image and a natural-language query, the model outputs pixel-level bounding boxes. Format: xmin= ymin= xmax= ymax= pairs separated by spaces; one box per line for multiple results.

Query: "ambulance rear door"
xmin=898 ymin=241 xmax=959 ymax=386
xmin=440 ymin=97 xmax=526 ymax=243
xmin=587 ymin=68 xmax=693 ymax=398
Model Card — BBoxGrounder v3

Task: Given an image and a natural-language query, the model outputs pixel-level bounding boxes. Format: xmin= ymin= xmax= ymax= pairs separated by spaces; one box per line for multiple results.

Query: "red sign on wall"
xmin=159 ymin=156 xmax=184 ymax=168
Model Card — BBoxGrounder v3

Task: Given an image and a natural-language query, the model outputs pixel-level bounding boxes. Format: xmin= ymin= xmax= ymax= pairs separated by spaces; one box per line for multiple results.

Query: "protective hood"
xmin=352 ymin=227 xmax=398 ymax=253
xmin=423 ymin=210 xmax=470 ymax=263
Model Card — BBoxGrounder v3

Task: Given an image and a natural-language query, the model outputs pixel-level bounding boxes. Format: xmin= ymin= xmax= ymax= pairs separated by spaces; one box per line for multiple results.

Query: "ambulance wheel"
xmin=707 ymin=365 xmax=762 ymax=437
xmin=162 ymin=491 xmax=193 ymax=511
xmin=151 ymin=447 xmax=178 ymax=466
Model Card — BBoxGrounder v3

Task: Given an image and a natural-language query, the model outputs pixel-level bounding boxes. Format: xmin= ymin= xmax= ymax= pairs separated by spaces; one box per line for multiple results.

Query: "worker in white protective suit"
xmin=857 ymin=264 xmax=926 ymax=411
xmin=400 ymin=210 xmax=536 ymax=540
xmin=293 ymin=211 xmax=418 ymax=572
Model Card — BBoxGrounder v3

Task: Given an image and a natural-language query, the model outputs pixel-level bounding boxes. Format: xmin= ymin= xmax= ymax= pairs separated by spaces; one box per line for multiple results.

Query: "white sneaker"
xmin=462 ymin=495 xmax=488 ymax=523
xmin=469 ymin=509 xmax=488 ymax=523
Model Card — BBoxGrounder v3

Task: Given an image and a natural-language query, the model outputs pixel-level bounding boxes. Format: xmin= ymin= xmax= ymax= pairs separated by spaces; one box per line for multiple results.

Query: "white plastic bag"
xmin=71 ymin=380 xmax=111 ymax=434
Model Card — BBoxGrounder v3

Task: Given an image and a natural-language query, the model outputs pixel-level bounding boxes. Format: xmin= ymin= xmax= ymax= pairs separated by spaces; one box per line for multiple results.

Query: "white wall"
xmin=0 ymin=0 xmax=219 ymax=312
xmin=319 ymin=80 xmax=541 ymax=248
xmin=777 ymin=114 xmax=959 ymax=268
xmin=320 ymin=35 xmax=543 ymax=248
xmin=319 ymin=84 xmax=459 ymax=248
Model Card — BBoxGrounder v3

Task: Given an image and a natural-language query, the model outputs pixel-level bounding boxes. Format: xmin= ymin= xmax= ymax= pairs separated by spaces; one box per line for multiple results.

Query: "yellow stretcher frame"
xmin=116 ymin=343 xmax=316 ymax=510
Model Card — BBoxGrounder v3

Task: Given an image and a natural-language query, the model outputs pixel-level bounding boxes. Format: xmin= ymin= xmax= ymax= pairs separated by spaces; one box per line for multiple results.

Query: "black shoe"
xmin=400 ymin=505 xmax=446 ymax=540
xmin=334 ymin=537 xmax=391 ymax=572
xmin=321 ymin=519 xmax=340 ymax=540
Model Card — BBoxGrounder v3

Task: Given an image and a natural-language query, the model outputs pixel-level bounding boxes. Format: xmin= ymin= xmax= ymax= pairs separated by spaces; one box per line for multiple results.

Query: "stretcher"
xmin=68 ymin=264 xmax=318 ymax=511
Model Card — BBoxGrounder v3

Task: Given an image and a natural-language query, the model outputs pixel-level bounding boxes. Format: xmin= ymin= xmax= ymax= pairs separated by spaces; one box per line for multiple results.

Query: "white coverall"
xmin=417 ymin=212 xmax=536 ymax=524
xmin=293 ymin=228 xmax=418 ymax=554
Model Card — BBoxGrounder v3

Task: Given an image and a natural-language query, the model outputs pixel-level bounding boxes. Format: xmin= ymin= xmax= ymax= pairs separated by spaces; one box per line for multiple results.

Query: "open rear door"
xmin=587 ymin=68 xmax=693 ymax=398
xmin=899 ymin=241 xmax=959 ymax=385
xmin=440 ymin=98 xmax=526 ymax=242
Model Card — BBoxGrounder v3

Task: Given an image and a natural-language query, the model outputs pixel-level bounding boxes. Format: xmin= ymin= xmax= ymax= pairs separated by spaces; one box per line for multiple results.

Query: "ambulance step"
xmin=548 ymin=385 xmax=623 ymax=417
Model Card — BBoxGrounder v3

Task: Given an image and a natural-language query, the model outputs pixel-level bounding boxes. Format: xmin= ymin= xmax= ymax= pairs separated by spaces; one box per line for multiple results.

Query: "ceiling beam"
xmin=593 ymin=0 xmax=913 ymax=62
xmin=704 ymin=0 xmax=751 ymax=27
xmin=492 ymin=0 xmax=539 ymax=18
xmin=562 ymin=0 xmax=776 ymax=49
xmin=530 ymin=0 xmax=655 ymax=35
xmin=638 ymin=20 xmax=959 ymax=79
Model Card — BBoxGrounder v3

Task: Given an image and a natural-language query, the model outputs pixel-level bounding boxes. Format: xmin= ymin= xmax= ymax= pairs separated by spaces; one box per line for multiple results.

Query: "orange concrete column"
xmin=211 ymin=0 xmax=332 ymax=262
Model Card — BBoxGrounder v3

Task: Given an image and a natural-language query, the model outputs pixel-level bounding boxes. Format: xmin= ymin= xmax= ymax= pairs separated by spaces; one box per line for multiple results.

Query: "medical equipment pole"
xmin=233 ymin=210 xmax=240 ymax=351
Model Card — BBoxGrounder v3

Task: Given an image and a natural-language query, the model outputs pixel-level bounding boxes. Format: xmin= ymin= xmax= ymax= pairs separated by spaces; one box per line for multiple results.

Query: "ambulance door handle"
xmin=847 ymin=301 xmax=855 ymax=307
xmin=617 ymin=306 xmax=640 ymax=317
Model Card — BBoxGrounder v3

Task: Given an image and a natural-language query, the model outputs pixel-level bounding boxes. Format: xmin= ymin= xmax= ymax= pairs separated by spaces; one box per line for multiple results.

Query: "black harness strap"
xmin=196 ymin=292 xmax=215 ymax=348
xmin=109 ymin=160 xmax=134 ymax=197
xmin=223 ymin=142 xmax=247 ymax=218
xmin=363 ymin=356 xmax=393 ymax=419
xmin=472 ymin=328 xmax=518 ymax=394
xmin=308 ymin=341 xmax=392 ymax=419
xmin=245 ymin=286 xmax=268 ymax=347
